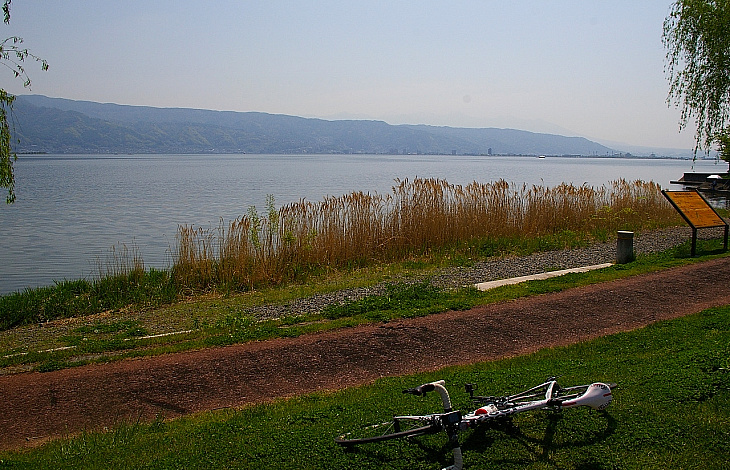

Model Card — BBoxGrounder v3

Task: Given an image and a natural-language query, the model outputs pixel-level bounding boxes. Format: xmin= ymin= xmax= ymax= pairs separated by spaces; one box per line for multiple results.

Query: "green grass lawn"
xmin=2 ymin=303 xmax=728 ymax=469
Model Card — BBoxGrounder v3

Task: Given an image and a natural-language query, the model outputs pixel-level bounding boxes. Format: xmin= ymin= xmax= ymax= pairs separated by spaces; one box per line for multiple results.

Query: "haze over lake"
xmin=0 ymin=154 xmax=721 ymax=294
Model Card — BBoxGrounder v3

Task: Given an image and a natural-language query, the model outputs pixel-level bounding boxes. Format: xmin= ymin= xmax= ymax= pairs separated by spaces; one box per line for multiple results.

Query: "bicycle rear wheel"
xmin=335 ymin=416 xmax=439 ymax=446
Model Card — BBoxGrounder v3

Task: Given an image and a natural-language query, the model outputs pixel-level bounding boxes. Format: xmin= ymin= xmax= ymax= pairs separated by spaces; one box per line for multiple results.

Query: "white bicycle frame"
xmin=463 ymin=379 xmax=613 ymax=423
xmin=412 ymin=378 xmax=613 ymax=470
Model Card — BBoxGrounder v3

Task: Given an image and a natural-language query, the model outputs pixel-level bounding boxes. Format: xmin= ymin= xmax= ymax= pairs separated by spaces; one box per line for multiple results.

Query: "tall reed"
xmin=172 ymin=178 xmax=679 ymax=292
xmin=95 ymin=242 xmax=145 ymax=280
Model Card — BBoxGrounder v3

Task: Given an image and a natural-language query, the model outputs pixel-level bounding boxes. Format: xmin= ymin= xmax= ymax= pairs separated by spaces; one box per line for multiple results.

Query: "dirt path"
xmin=2 ymin=257 xmax=730 ymax=451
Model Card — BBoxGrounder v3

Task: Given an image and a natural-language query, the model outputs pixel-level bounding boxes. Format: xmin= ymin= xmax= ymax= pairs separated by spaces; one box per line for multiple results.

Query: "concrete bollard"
xmin=617 ymin=231 xmax=634 ymax=264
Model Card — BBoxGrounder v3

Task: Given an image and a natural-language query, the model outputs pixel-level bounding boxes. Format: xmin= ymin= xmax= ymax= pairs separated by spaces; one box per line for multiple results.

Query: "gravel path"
xmin=248 ymin=226 xmax=702 ymax=320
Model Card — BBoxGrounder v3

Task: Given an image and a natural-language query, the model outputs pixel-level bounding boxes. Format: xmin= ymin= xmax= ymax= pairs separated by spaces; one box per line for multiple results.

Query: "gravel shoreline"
xmin=247 ymin=226 xmax=707 ymax=321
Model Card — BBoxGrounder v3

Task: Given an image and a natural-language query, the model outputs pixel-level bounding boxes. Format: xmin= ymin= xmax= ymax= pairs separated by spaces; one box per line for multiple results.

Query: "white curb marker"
xmin=473 ymin=263 xmax=614 ymax=291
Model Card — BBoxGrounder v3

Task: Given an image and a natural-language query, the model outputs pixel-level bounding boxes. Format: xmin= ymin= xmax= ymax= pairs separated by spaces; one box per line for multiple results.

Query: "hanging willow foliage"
xmin=663 ymin=0 xmax=730 ymax=154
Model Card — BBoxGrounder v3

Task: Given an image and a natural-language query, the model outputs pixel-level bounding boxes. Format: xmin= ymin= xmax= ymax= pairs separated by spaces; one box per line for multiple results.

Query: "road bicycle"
xmin=335 ymin=376 xmax=615 ymax=470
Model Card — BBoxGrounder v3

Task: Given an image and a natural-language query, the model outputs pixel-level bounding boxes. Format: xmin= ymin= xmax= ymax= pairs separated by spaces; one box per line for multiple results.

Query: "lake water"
xmin=0 ymin=154 xmax=723 ymax=294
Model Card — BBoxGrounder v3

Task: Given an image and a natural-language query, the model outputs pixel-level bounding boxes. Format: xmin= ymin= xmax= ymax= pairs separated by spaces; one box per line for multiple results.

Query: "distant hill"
xmin=11 ymin=95 xmax=616 ymax=156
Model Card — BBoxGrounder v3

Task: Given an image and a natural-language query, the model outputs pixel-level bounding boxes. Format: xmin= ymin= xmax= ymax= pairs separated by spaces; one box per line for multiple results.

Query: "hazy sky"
xmin=2 ymin=1 xmax=696 ymax=149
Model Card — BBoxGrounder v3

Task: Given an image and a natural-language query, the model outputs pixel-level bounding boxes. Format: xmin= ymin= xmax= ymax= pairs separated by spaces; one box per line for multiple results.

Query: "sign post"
xmin=662 ymin=189 xmax=729 ymax=256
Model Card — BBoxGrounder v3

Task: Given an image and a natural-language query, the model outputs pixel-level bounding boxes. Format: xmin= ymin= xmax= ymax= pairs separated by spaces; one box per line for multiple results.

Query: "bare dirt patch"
xmin=2 ymin=257 xmax=730 ymax=451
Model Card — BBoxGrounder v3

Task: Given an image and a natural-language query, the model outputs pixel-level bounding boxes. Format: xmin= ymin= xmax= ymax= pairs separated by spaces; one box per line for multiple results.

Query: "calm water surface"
xmin=0 ymin=154 xmax=721 ymax=294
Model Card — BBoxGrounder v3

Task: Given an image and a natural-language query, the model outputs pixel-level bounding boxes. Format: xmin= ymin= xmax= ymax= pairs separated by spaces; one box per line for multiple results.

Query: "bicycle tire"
xmin=335 ymin=416 xmax=439 ymax=446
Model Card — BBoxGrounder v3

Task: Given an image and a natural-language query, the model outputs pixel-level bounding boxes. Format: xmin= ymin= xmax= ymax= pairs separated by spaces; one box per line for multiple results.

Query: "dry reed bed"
xmin=173 ymin=178 xmax=678 ymax=291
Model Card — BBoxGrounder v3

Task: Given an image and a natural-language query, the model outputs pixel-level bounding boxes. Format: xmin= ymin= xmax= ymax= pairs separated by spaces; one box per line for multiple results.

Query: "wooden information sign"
xmin=662 ymin=189 xmax=728 ymax=256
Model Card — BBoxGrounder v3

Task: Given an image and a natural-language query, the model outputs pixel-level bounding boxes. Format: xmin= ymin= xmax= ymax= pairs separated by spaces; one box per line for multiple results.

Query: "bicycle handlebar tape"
xmin=403 ymin=381 xmax=453 ymax=412
xmin=403 ymin=383 xmax=435 ymax=396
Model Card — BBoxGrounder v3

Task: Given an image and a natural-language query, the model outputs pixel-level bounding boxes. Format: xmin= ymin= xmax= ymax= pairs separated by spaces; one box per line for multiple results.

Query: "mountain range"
xmin=10 ymin=95 xmax=623 ymax=156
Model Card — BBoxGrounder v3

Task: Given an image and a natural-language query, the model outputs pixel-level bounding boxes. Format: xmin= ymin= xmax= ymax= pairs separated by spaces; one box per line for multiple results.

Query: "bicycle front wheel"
xmin=335 ymin=416 xmax=439 ymax=447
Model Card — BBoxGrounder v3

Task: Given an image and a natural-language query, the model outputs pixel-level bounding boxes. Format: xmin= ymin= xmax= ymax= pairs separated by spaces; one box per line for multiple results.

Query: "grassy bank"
xmin=1 ymin=178 xmax=678 ymax=331
xmin=1 ymin=236 xmax=727 ymax=374
xmin=1 ymin=303 xmax=728 ymax=469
